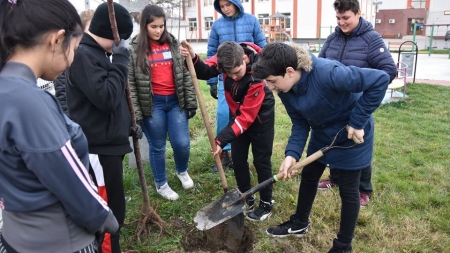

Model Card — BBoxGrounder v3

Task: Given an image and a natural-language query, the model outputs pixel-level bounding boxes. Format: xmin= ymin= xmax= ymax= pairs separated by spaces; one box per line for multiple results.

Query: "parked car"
xmin=445 ymin=30 xmax=450 ymax=41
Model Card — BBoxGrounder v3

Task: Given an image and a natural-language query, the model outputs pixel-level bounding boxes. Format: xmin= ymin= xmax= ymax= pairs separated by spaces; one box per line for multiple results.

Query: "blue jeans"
xmin=142 ymin=94 xmax=190 ymax=189
xmin=216 ymin=80 xmax=231 ymax=151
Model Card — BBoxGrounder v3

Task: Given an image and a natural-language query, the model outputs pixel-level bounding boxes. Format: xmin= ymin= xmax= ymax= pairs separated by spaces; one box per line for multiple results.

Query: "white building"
xmin=184 ymin=0 xmax=450 ymax=40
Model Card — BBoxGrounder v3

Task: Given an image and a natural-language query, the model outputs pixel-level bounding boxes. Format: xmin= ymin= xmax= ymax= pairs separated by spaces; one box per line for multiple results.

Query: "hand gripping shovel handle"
xmin=241 ymin=150 xmax=324 ymax=199
xmin=181 ymin=41 xmax=228 ymax=192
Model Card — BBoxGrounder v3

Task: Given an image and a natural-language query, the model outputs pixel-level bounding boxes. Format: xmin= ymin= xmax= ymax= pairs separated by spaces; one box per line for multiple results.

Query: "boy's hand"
xmin=347 ymin=125 xmax=364 ymax=144
xmin=131 ymin=121 xmax=143 ymax=139
xmin=279 ymin=156 xmax=297 ymax=179
xmin=211 ymin=145 xmax=222 ymax=156
xmin=112 ymin=39 xmax=130 ymax=57
xmin=179 ymin=41 xmax=195 ymax=58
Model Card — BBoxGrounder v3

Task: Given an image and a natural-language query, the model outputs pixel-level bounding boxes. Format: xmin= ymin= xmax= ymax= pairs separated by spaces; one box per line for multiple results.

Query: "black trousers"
xmin=231 ymin=125 xmax=274 ymax=202
xmin=295 ymin=160 xmax=361 ymax=244
xmin=89 ymin=155 xmax=125 ymax=253
xmin=329 ymin=165 xmax=373 ymax=195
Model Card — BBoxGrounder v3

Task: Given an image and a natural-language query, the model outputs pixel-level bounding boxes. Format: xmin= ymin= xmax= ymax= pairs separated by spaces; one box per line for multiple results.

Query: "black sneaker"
xmin=222 ymin=150 xmax=233 ymax=169
xmin=245 ymin=195 xmax=255 ymax=213
xmin=328 ymin=238 xmax=352 ymax=253
xmin=266 ymin=215 xmax=309 ymax=238
xmin=247 ymin=200 xmax=274 ymax=221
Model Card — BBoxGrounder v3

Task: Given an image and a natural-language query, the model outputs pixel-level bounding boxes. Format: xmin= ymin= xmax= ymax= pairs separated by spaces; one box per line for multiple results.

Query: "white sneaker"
xmin=157 ymin=183 xmax=179 ymax=200
xmin=177 ymin=171 xmax=194 ymax=189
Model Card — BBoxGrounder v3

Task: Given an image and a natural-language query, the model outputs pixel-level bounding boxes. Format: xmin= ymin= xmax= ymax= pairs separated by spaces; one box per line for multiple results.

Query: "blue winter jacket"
xmin=319 ymin=17 xmax=397 ymax=82
xmin=206 ymin=0 xmax=267 ymax=85
xmin=279 ymin=54 xmax=390 ymax=170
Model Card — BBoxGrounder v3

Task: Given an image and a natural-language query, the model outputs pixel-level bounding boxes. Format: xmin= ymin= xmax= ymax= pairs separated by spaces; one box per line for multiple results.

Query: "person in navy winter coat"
xmin=206 ymin=0 xmax=267 ymax=172
xmin=317 ymin=0 xmax=397 ymax=207
xmin=252 ymin=42 xmax=389 ymax=253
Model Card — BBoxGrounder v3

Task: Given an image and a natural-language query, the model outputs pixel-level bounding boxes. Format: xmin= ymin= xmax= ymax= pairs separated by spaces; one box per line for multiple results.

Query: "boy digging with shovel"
xmin=180 ymin=41 xmax=275 ymax=221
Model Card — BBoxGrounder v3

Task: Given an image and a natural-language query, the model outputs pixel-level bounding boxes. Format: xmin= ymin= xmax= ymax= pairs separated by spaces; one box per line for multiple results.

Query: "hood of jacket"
xmin=80 ymin=32 xmax=109 ymax=54
xmin=335 ymin=17 xmax=373 ymax=37
xmin=214 ymin=0 xmax=244 ymax=20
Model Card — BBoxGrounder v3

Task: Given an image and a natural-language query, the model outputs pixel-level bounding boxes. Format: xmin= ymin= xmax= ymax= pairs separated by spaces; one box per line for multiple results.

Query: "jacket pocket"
xmin=106 ymin=113 xmax=115 ymax=141
xmin=347 ymin=47 xmax=367 ymax=52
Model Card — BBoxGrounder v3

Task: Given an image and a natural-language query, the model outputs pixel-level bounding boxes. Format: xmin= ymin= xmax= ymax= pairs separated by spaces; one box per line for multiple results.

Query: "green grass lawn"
xmin=120 ymin=81 xmax=450 ymax=252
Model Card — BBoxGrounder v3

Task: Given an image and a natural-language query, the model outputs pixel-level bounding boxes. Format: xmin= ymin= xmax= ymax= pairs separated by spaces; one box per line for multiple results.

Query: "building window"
xmin=189 ymin=18 xmax=197 ymax=31
xmin=281 ymin=12 xmax=291 ymax=29
xmin=410 ymin=0 xmax=426 ymax=9
xmin=205 ymin=17 xmax=214 ymax=31
xmin=204 ymin=0 xmax=213 ymax=6
xmin=258 ymin=14 xmax=269 ymax=25
xmin=240 ymin=0 xmax=249 ymax=2
xmin=188 ymin=0 xmax=196 ymax=7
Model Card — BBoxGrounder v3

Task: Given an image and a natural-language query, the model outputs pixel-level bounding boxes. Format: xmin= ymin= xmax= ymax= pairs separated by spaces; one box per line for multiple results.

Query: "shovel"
xmin=194 ymin=126 xmax=360 ymax=231
xmin=181 ymin=41 xmax=245 ymax=239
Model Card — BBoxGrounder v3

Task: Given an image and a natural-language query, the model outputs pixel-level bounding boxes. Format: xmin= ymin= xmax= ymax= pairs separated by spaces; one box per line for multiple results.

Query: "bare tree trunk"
xmin=106 ymin=0 xmax=170 ymax=242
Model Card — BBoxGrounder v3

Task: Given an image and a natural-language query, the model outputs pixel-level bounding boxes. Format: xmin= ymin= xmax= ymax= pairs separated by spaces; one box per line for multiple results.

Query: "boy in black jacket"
xmin=66 ymin=3 xmax=139 ymax=253
xmin=180 ymin=41 xmax=275 ymax=221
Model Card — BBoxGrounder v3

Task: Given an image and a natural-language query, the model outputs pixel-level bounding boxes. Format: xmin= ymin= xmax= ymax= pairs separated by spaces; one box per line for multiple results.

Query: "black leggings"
xmin=295 ymin=160 xmax=361 ymax=244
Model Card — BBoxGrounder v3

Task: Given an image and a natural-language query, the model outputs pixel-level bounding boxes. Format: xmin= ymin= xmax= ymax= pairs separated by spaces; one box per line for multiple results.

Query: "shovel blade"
xmin=227 ymin=212 xmax=245 ymax=239
xmin=194 ymin=188 xmax=246 ymax=231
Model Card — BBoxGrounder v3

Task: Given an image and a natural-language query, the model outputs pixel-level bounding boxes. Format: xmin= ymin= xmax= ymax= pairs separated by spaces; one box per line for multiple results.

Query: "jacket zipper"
xmin=339 ymin=37 xmax=349 ymax=62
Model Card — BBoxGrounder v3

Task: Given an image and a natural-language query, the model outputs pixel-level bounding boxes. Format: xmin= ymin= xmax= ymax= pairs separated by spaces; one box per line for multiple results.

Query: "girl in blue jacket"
xmin=0 ymin=0 xmax=118 ymax=252
xmin=252 ymin=42 xmax=390 ymax=253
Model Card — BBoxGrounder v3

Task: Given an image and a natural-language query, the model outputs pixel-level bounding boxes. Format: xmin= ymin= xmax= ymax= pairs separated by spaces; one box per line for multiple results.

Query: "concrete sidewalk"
xmin=188 ymin=41 xmax=450 ymax=85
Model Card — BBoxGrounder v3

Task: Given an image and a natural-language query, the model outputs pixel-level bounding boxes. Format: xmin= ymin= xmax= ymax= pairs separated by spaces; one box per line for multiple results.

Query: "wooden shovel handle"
xmin=275 ymin=125 xmax=360 ymax=180
xmin=275 ymin=150 xmax=324 ymax=180
xmin=181 ymin=41 xmax=228 ymax=192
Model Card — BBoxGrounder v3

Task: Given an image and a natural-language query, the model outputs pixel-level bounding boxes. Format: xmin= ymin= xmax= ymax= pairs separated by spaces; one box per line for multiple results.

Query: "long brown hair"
xmin=136 ymin=5 xmax=170 ymax=74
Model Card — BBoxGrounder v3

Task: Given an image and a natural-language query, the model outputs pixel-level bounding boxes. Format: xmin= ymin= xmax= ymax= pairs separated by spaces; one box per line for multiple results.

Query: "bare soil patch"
xmin=170 ymin=219 xmax=255 ymax=253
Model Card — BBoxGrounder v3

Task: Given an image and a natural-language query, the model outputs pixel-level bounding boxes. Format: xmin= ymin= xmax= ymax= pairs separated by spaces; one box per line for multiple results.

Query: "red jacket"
xmin=191 ymin=43 xmax=275 ymax=148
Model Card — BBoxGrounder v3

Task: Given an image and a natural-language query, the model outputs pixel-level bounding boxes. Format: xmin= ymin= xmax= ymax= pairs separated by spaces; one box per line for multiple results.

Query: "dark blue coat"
xmin=319 ymin=17 xmax=397 ymax=82
xmin=206 ymin=0 xmax=267 ymax=85
xmin=279 ymin=55 xmax=390 ymax=170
